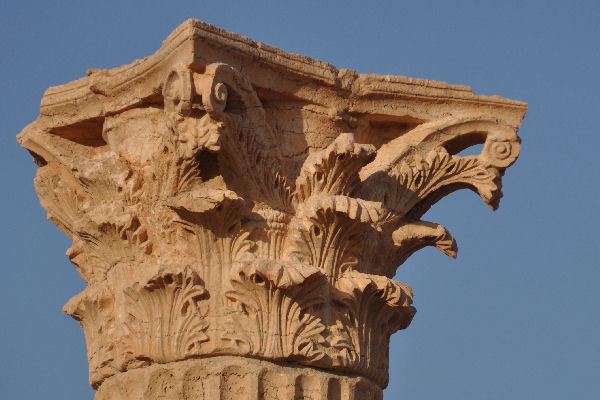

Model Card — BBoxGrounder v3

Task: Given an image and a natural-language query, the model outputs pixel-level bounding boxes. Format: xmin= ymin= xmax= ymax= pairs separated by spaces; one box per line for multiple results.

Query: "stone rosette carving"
xmin=17 ymin=19 xmax=526 ymax=398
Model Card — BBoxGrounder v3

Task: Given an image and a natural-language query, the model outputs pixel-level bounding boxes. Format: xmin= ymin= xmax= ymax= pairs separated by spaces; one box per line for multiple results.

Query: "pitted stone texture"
xmin=95 ymin=356 xmax=381 ymax=400
xmin=17 ymin=19 xmax=526 ymax=398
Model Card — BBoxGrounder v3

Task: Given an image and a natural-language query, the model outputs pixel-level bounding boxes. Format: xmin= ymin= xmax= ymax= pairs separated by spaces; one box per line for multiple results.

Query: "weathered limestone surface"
xmin=17 ymin=20 xmax=526 ymax=399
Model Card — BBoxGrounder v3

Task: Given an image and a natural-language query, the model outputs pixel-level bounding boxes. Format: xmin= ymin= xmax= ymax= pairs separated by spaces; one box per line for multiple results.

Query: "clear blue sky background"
xmin=1 ymin=1 xmax=598 ymax=399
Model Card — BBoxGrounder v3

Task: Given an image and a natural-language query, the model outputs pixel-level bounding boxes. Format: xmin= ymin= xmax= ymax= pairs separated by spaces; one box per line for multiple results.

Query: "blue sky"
xmin=1 ymin=1 xmax=599 ymax=398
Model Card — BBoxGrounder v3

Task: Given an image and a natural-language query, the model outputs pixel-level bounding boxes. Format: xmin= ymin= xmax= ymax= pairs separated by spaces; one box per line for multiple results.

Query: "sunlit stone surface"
xmin=17 ymin=19 xmax=526 ymax=399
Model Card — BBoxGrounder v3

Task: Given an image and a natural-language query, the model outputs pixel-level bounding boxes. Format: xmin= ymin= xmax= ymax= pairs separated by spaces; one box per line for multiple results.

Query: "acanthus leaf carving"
xmin=284 ymin=132 xmax=385 ymax=281
xmin=224 ymin=260 xmax=328 ymax=362
xmin=384 ymin=148 xmax=500 ymax=217
xmin=33 ymin=162 xmax=85 ymax=238
xmin=71 ymin=212 xmax=152 ymax=283
xmin=356 ymin=118 xmax=521 ymax=276
xmin=18 ymin=23 xmax=524 ymax=394
xmin=63 ymin=284 xmax=118 ymax=388
xmin=293 ymin=132 xmax=376 ymax=204
xmin=287 ymin=195 xmax=385 ymax=280
xmin=168 ymin=188 xmax=254 ymax=267
xmin=121 ymin=267 xmax=209 ymax=366
xmin=391 ymin=220 xmax=458 ymax=268
xmin=333 ymin=270 xmax=415 ymax=385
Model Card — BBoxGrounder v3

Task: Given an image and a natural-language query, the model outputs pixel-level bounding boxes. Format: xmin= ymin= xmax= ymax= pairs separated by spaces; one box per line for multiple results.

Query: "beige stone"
xmin=17 ymin=19 xmax=526 ymax=399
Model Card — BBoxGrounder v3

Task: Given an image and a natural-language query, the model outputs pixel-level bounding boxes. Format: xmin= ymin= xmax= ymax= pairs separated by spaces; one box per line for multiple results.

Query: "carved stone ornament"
xmin=17 ymin=20 xmax=526 ymax=399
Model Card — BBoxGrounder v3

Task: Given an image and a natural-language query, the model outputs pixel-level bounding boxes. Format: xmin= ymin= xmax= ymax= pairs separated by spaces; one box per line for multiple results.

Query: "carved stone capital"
xmin=17 ymin=19 xmax=526 ymax=399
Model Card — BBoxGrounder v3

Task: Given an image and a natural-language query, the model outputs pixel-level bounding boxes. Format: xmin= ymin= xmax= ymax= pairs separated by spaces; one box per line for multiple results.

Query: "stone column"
xmin=17 ymin=20 xmax=526 ymax=399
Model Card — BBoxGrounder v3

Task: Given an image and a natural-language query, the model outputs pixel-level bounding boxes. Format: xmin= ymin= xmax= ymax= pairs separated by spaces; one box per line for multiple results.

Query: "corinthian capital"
xmin=17 ymin=19 xmax=526 ymax=399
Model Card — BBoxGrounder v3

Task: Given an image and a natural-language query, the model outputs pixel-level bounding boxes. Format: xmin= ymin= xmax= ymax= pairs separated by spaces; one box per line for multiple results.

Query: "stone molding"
xmin=95 ymin=356 xmax=382 ymax=400
xmin=17 ymin=19 xmax=526 ymax=398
